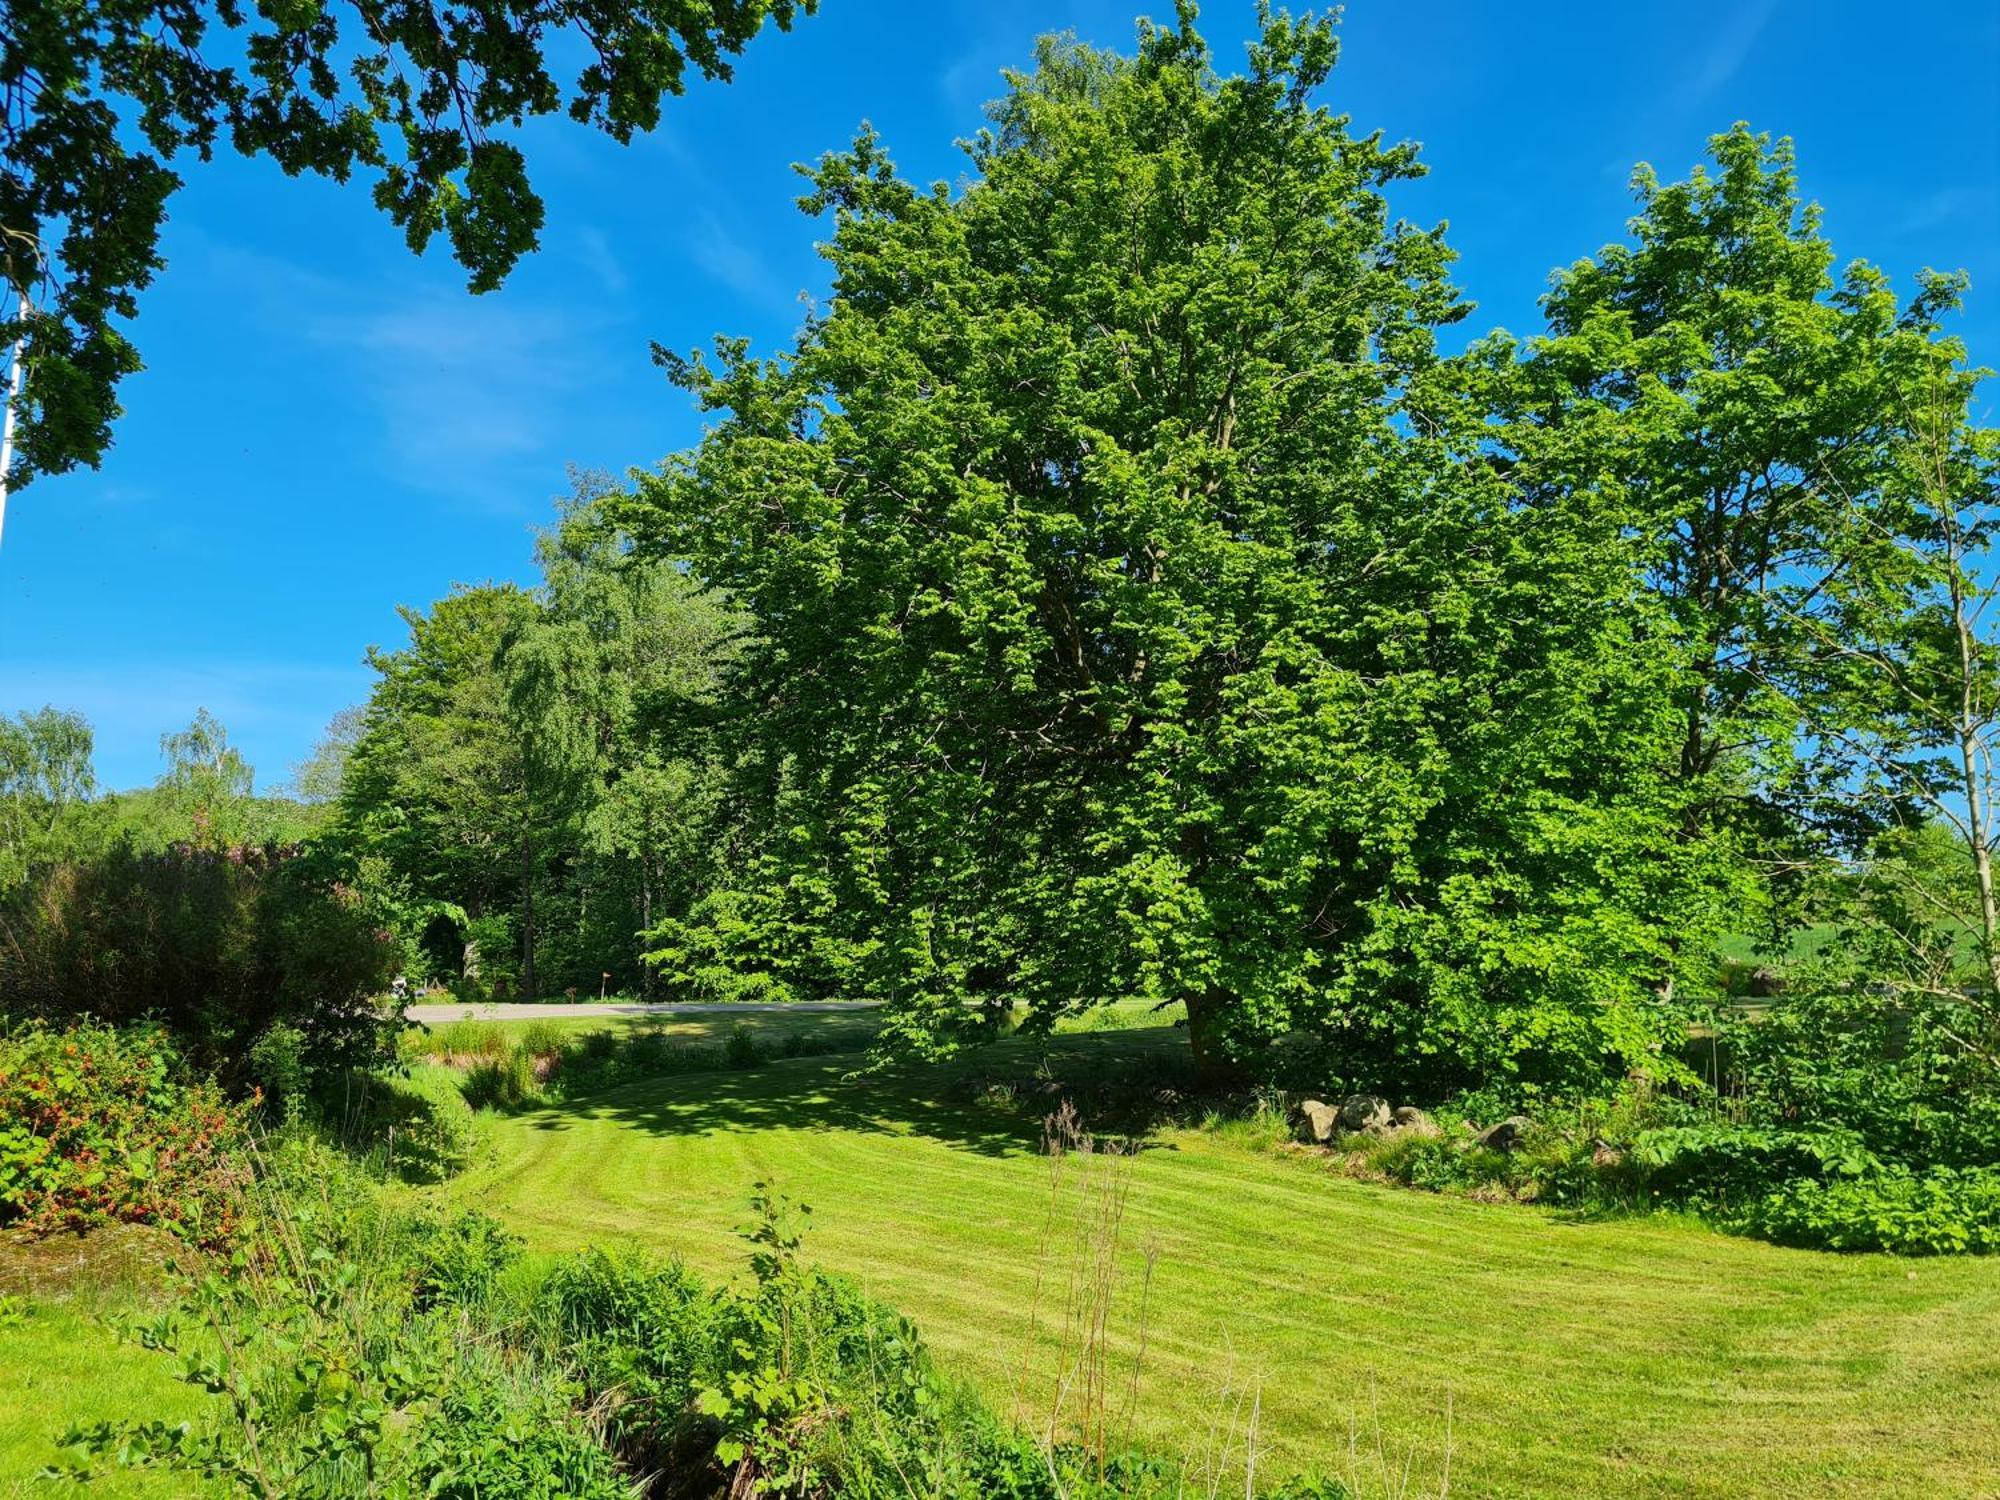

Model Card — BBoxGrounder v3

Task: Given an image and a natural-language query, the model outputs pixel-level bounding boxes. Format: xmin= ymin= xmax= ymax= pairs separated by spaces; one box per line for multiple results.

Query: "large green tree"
xmin=338 ymin=584 xmax=540 ymax=984
xmin=1491 ymin=128 xmax=1950 ymax=988
xmin=508 ymin=493 xmax=740 ymax=995
xmin=0 ymin=705 xmax=94 ymax=888
xmin=628 ymin=8 xmax=1700 ymax=1088
xmin=334 ymin=489 xmax=737 ymax=995
xmin=0 ymin=0 xmax=815 ymax=489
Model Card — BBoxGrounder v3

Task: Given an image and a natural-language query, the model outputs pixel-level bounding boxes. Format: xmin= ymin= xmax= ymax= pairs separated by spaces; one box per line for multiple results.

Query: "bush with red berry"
xmin=0 ymin=1020 xmax=251 ymax=1250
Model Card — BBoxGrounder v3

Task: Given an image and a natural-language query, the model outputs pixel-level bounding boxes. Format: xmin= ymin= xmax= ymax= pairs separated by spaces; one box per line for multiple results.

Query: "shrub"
xmin=405 ymin=1348 xmax=632 ymax=1500
xmin=0 ymin=1020 xmax=249 ymax=1248
xmin=0 ymin=842 xmax=395 ymax=1093
xmin=246 ymin=1020 xmax=309 ymax=1116
xmin=462 ymin=1047 xmax=541 ymax=1111
xmin=517 ymin=1018 xmax=569 ymax=1059
xmin=1746 ymin=1169 xmax=2000 ymax=1255
xmin=407 ymin=1209 xmax=522 ymax=1311
xmin=537 ymin=1248 xmax=728 ymax=1478
xmin=373 ymin=1066 xmax=480 ymax=1182
xmin=1364 ymin=1133 xmax=1490 ymax=1193
xmin=1628 ymin=1120 xmax=1881 ymax=1205
xmin=1717 ymin=988 xmax=2000 ymax=1171
xmin=64 ymin=1138 xmax=629 ymax=1499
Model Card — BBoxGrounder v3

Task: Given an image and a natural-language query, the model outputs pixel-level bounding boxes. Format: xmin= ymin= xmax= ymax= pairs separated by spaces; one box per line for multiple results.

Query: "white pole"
xmin=0 ymin=290 xmax=24 ymax=553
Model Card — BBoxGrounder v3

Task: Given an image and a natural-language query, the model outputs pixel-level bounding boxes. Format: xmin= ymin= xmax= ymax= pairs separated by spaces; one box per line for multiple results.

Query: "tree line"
xmin=6 ymin=11 xmax=1998 ymax=1106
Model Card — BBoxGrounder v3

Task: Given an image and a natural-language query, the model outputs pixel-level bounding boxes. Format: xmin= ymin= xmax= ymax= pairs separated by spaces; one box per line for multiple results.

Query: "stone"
xmin=1390 ymin=1106 xmax=1441 ymax=1138
xmin=1748 ymin=966 xmax=1787 ymax=997
xmin=1338 ymin=1093 xmax=1392 ymax=1133
xmin=1475 ymin=1115 xmax=1534 ymax=1152
xmin=1297 ymin=1099 xmax=1339 ymax=1144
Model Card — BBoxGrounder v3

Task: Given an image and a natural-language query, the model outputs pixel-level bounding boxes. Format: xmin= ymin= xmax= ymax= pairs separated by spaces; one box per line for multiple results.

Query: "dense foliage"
xmin=0 ymin=707 xmax=326 ymax=881
xmin=0 ymin=1020 xmax=248 ymax=1248
xmin=590 ymin=10 xmax=1991 ymax=1100
xmin=620 ymin=16 xmax=1715 ymax=1092
xmin=1 ymin=0 xmax=815 ymax=488
xmin=0 ymin=839 xmax=393 ymax=1092
xmin=64 ymin=1132 xmax=1352 ymax=1497
xmin=330 ymin=496 xmax=738 ymax=998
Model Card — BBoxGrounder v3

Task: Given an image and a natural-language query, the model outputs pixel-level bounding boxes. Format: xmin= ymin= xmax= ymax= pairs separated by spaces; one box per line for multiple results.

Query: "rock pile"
xmin=1295 ymin=1093 xmax=1441 ymax=1144
xmin=1473 ymin=1115 xmax=1533 ymax=1153
xmin=1294 ymin=1095 xmax=1536 ymax=1152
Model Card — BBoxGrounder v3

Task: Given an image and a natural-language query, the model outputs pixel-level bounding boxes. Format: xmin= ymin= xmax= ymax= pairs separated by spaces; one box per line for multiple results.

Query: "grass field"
xmin=404 ymin=999 xmax=1170 ymax=1056
xmin=0 ymin=1229 xmax=210 ymax=1498
xmin=409 ymin=1009 xmax=888 ymax=1047
xmin=0 ymin=1302 xmax=209 ymax=1499
xmin=8 ymin=1011 xmax=1996 ymax=1498
xmin=455 ymin=1021 xmax=2000 ymax=1500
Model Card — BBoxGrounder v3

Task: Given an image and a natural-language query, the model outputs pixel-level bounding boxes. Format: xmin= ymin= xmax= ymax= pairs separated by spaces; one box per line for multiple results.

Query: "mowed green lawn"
xmin=460 ymin=1023 xmax=2000 ymax=1500
xmin=413 ymin=1008 xmax=888 ymax=1048
xmin=0 ymin=1261 xmax=209 ymax=1500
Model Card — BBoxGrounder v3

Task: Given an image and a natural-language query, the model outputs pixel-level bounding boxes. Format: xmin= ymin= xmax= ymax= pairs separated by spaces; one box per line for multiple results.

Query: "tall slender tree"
xmin=0 ymin=706 xmax=94 ymax=887
xmin=1773 ymin=294 xmax=2000 ymax=1029
xmin=1496 ymin=126 xmax=1943 ymax=991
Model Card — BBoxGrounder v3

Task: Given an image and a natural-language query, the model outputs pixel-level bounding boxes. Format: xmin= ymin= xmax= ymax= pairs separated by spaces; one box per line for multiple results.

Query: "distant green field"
xmin=405 ymin=998 xmax=1181 ymax=1058
xmin=454 ymin=1022 xmax=2000 ymax=1500
xmin=408 ymin=1006 xmax=887 ymax=1053
xmin=1711 ymin=923 xmax=1842 ymax=966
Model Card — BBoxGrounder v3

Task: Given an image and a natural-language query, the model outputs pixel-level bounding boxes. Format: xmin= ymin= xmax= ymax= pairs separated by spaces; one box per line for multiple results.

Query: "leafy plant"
xmin=61 ymin=1135 xmax=630 ymax=1497
xmin=0 ymin=1020 xmax=248 ymax=1248
xmin=371 ymin=1066 xmax=481 ymax=1184
xmin=1746 ymin=1169 xmax=2000 ymax=1255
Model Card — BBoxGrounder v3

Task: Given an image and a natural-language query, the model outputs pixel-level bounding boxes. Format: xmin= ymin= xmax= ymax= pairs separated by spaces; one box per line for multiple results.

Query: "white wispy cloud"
xmin=1683 ymin=0 xmax=1780 ymax=103
xmin=186 ymin=234 xmax=607 ymax=511
xmin=574 ymin=225 xmax=632 ymax=296
xmin=1894 ymin=185 xmax=1999 ymax=238
xmin=687 ymin=207 xmax=796 ymax=309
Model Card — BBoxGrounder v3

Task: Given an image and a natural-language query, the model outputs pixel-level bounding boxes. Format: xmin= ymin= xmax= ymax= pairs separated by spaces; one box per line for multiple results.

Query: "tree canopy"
xmin=0 ymin=0 xmax=815 ymax=488
xmin=6 ymin=5 xmax=1992 ymax=1103
xmin=612 ymin=12 xmax=1687 ymax=1083
xmin=596 ymin=9 xmax=1993 ymax=1091
xmin=330 ymin=484 xmax=740 ymax=995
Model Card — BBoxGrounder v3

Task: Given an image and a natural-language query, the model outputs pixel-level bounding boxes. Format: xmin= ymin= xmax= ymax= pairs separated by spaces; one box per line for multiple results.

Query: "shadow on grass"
xmin=516 ymin=1025 xmax=1201 ymax=1160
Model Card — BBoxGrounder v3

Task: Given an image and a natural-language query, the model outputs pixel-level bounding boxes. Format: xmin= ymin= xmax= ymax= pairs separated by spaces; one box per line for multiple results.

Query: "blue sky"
xmin=2 ymin=0 xmax=1996 ymax=791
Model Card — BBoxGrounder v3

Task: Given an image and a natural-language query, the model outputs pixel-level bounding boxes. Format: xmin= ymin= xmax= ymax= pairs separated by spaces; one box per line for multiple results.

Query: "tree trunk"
xmin=461 ymin=900 xmax=483 ymax=980
xmin=520 ymin=828 xmax=538 ymax=1001
xmin=1184 ymin=987 xmax=1239 ymax=1083
xmin=640 ymin=865 xmax=655 ymax=999
xmin=1947 ymin=530 xmax=2000 ymax=997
